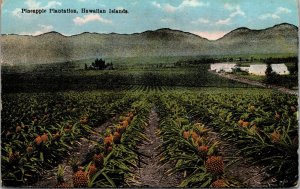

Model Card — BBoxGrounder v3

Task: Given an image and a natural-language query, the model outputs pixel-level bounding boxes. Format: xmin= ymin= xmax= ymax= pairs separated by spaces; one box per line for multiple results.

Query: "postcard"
xmin=1 ymin=0 xmax=299 ymax=188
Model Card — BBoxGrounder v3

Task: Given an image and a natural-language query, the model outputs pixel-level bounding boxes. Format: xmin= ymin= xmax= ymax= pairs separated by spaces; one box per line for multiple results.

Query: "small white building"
xmin=210 ymin=63 xmax=236 ymax=73
xmin=249 ymin=65 xmax=267 ymax=76
xmin=248 ymin=64 xmax=290 ymax=75
xmin=271 ymin=64 xmax=290 ymax=75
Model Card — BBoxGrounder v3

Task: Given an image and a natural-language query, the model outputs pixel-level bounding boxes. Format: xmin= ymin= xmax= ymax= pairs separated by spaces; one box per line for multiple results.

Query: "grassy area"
xmin=234 ymin=72 xmax=298 ymax=89
xmin=2 ymin=55 xmax=297 ymax=93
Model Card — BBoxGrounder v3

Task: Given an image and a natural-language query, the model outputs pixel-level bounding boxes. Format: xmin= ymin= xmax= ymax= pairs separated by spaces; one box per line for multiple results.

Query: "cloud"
xmin=191 ymin=17 xmax=210 ymax=24
xmin=25 ymin=0 xmax=41 ymax=8
xmin=216 ymin=18 xmax=231 ymax=25
xmin=164 ymin=4 xmax=177 ymax=13
xmin=43 ymin=1 xmax=62 ymax=9
xmin=73 ymin=14 xmax=112 ymax=25
xmin=259 ymin=7 xmax=291 ymax=20
xmin=152 ymin=0 xmax=209 ymax=13
xmin=191 ymin=31 xmax=228 ymax=40
xmin=12 ymin=8 xmax=22 ymax=18
xmin=25 ymin=0 xmax=61 ymax=9
xmin=152 ymin=1 xmax=161 ymax=8
xmin=20 ymin=24 xmax=54 ymax=36
xmin=180 ymin=0 xmax=208 ymax=8
xmin=216 ymin=3 xmax=245 ymax=25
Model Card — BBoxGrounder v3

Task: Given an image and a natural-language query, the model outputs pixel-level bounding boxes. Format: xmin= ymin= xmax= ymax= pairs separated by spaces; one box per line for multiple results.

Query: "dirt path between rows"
xmin=31 ymin=117 xmax=116 ymax=188
xmin=132 ymin=107 xmax=181 ymax=187
xmin=209 ymin=70 xmax=298 ymax=95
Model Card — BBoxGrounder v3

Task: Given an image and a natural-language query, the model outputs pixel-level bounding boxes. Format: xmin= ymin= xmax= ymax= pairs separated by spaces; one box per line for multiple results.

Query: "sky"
xmin=1 ymin=0 xmax=299 ymax=40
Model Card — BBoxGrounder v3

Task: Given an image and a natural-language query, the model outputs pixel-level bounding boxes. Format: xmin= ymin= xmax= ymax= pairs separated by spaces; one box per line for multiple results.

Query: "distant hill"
xmin=214 ymin=23 xmax=298 ymax=55
xmin=1 ymin=23 xmax=298 ymax=65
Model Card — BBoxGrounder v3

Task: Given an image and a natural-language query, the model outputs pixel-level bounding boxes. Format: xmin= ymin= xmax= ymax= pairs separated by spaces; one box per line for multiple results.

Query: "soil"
xmin=209 ymin=70 xmax=298 ymax=96
xmin=31 ymin=117 xmax=116 ymax=188
xmin=130 ymin=107 xmax=182 ymax=187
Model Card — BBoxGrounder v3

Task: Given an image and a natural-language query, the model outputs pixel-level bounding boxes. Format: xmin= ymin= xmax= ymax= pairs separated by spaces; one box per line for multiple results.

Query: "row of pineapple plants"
xmin=55 ymin=98 xmax=152 ymax=187
xmin=1 ymin=91 xmax=140 ymax=186
xmin=164 ymin=89 xmax=298 ymax=187
xmin=154 ymin=95 xmax=241 ymax=187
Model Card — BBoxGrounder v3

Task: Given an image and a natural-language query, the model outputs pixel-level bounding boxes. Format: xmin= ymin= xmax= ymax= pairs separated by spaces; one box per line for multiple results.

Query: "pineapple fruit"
xmin=212 ymin=179 xmax=227 ymax=188
xmin=88 ymin=163 xmax=97 ymax=178
xmin=205 ymin=156 xmax=224 ymax=175
xmin=270 ymin=130 xmax=281 ymax=143
xmin=35 ymin=135 xmax=43 ymax=145
xmin=93 ymin=153 xmax=104 ymax=168
xmin=70 ymin=157 xmax=88 ymax=188
xmin=113 ymin=131 xmax=121 ymax=144
xmin=73 ymin=168 xmax=88 ymax=188
xmin=198 ymin=145 xmax=208 ymax=159
xmin=183 ymin=131 xmax=190 ymax=139
xmin=8 ymin=151 xmax=20 ymax=163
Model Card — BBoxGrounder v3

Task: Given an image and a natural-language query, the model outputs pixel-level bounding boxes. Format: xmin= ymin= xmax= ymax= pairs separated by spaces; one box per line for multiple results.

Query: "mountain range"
xmin=1 ymin=23 xmax=298 ymax=65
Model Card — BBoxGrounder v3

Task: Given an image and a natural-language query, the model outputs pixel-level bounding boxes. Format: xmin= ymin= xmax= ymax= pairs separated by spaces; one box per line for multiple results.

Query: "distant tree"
xmin=84 ymin=63 xmax=88 ymax=70
xmin=265 ymin=63 xmax=279 ymax=84
xmin=265 ymin=63 xmax=272 ymax=76
xmin=288 ymin=58 xmax=298 ymax=74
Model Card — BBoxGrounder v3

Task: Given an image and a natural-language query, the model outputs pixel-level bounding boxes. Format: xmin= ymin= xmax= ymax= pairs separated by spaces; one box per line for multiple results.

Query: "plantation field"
xmin=2 ymin=61 xmax=255 ymax=93
xmin=1 ymin=87 xmax=298 ymax=187
xmin=1 ymin=55 xmax=298 ymax=188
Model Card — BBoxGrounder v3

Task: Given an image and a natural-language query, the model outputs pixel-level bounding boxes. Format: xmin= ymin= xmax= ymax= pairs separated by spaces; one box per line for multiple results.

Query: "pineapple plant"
xmin=53 ymin=132 xmax=61 ymax=141
xmin=275 ymin=112 xmax=281 ymax=120
xmin=248 ymin=105 xmax=255 ymax=113
xmin=15 ymin=125 xmax=22 ymax=133
xmin=128 ymin=112 xmax=134 ymax=119
xmin=70 ymin=157 xmax=88 ymax=188
xmin=270 ymin=130 xmax=281 ymax=143
xmin=195 ymin=136 xmax=202 ymax=146
xmin=198 ymin=145 xmax=208 ymax=159
xmin=35 ymin=135 xmax=43 ymax=145
xmin=238 ymin=119 xmax=244 ymax=127
xmin=105 ymin=145 xmax=113 ymax=154
xmin=205 ymin=156 xmax=224 ymax=175
xmin=121 ymin=120 xmax=129 ymax=128
xmin=124 ymin=116 xmax=131 ymax=124
xmin=290 ymin=106 xmax=297 ymax=113
xmin=88 ymin=163 xmax=98 ymax=178
xmin=93 ymin=153 xmax=104 ymax=168
xmin=8 ymin=151 xmax=20 ymax=164
xmin=183 ymin=130 xmax=190 ymax=139
xmin=190 ymin=131 xmax=199 ymax=142
xmin=104 ymin=134 xmax=114 ymax=146
xmin=26 ymin=145 xmax=34 ymax=154
xmin=41 ymin=133 xmax=49 ymax=143
xmin=55 ymin=165 xmax=70 ymax=188
xmin=113 ymin=131 xmax=121 ymax=144
xmin=80 ymin=116 xmax=89 ymax=124
xmin=242 ymin=121 xmax=250 ymax=127
xmin=116 ymin=124 xmax=126 ymax=134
